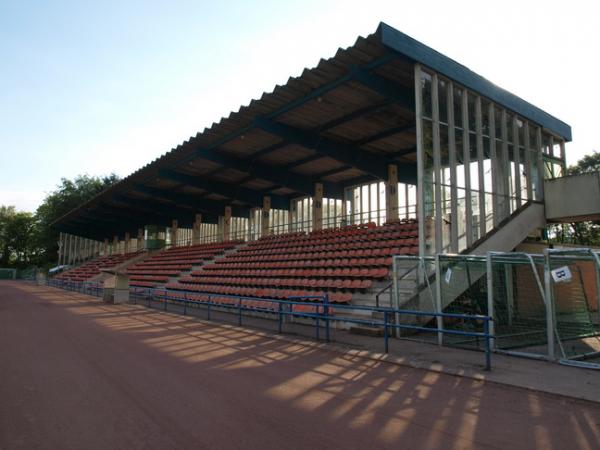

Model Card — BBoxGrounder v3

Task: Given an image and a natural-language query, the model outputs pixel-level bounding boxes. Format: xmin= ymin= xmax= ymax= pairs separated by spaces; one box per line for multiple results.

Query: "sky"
xmin=1 ymin=0 xmax=598 ymax=212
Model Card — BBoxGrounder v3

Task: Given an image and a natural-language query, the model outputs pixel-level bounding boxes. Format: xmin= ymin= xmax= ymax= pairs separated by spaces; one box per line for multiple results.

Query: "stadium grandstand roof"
xmin=54 ymin=22 xmax=571 ymax=240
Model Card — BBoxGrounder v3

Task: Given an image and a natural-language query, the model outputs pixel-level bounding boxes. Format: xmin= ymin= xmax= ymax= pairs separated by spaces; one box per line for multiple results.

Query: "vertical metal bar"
xmin=501 ymin=109 xmax=510 ymax=218
xmin=524 ymin=121 xmax=533 ymax=200
xmin=462 ymin=90 xmax=472 ymax=247
xmin=487 ymin=102 xmax=497 ymax=229
xmin=278 ymin=302 xmax=283 ymax=333
xmin=536 ymin=127 xmax=545 ymax=200
xmin=238 ymin=297 xmax=243 ymax=326
xmin=476 ymin=98 xmax=486 ymax=235
xmin=434 ymin=254 xmax=444 ymax=346
xmin=513 ymin=116 xmax=521 ymax=208
xmin=486 ymin=252 xmax=495 ymax=349
xmin=432 ymin=73 xmax=442 ymax=254
xmin=484 ymin=318 xmax=491 ymax=371
xmin=392 ymin=256 xmax=400 ymax=338
xmin=324 ymin=295 xmax=330 ymax=343
xmin=414 ymin=64 xmax=426 ymax=259
xmin=447 ymin=82 xmax=458 ymax=253
xmin=384 ymin=311 xmax=389 ymax=353
xmin=543 ymin=249 xmax=555 ymax=359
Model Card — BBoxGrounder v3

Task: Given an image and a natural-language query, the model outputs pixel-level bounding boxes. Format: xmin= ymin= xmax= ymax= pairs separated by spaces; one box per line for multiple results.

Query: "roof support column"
xmin=386 ymin=164 xmax=399 ymax=223
xmin=124 ymin=232 xmax=131 ymax=254
xmin=223 ymin=207 xmax=232 ymax=242
xmin=75 ymin=236 xmax=81 ymax=264
xmin=192 ymin=214 xmax=202 ymax=245
xmin=171 ymin=220 xmax=179 ymax=247
xmin=313 ymin=183 xmax=323 ymax=231
xmin=137 ymin=228 xmax=144 ymax=250
xmin=261 ymin=196 xmax=271 ymax=237
xmin=58 ymin=232 xmax=64 ymax=266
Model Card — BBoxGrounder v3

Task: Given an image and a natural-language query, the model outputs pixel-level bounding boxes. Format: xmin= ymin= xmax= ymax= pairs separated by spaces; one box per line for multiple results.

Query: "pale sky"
xmin=1 ymin=0 xmax=598 ymax=212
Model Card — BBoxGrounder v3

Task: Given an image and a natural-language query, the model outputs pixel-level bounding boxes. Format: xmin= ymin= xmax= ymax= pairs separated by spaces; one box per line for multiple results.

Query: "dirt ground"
xmin=1 ymin=281 xmax=599 ymax=450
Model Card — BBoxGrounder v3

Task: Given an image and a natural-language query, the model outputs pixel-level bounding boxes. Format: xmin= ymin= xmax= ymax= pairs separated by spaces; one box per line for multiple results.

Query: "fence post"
xmin=484 ymin=318 xmax=491 ymax=371
xmin=543 ymin=249 xmax=556 ymax=360
xmin=486 ymin=252 xmax=495 ymax=350
xmin=324 ymin=295 xmax=330 ymax=343
xmin=392 ymin=256 xmax=401 ymax=338
xmin=278 ymin=302 xmax=283 ymax=333
xmin=384 ymin=311 xmax=389 ymax=353
xmin=434 ymin=254 xmax=443 ymax=346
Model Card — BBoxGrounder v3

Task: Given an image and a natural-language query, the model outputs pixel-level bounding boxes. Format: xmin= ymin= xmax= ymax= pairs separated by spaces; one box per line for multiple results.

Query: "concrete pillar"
xmin=124 ymin=232 xmax=131 ymax=254
xmin=137 ymin=228 xmax=144 ymax=250
xmin=74 ymin=236 xmax=80 ymax=264
xmin=113 ymin=236 xmax=119 ymax=255
xmin=69 ymin=234 xmax=75 ymax=264
xmin=171 ymin=220 xmax=179 ymax=247
xmin=58 ymin=233 xmax=64 ymax=265
xmin=192 ymin=214 xmax=202 ymax=245
xmin=223 ymin=207 xmax=232 ymax=242
xmin=103 ymin=238 xmax=109 ymax=256
xmin=261 ymin=196 xmax=271 ymax=237
xmin=313 ymin=183 xmax=324 ymax=231
xmin=386 ymin=164 xmax=399 ymax=223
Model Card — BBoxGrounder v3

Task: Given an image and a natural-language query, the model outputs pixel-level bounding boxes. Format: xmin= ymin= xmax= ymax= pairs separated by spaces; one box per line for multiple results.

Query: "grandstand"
xmin=48 ymin=23 xmax=600 ymax=363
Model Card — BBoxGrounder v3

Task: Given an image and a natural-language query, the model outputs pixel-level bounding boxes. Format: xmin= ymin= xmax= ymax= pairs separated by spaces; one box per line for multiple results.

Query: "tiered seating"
xmin=127 ymin=241 xmax=242 ymax=288
xmin=56 ymin=251 xmax=143 ymax=282
xmin=166 ymin=220 xmax=418 ymax=304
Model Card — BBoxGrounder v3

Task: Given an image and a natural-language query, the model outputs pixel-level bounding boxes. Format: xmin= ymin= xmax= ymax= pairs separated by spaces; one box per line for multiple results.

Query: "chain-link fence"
xmin=392 ymin=250 xmax=600 ymax=367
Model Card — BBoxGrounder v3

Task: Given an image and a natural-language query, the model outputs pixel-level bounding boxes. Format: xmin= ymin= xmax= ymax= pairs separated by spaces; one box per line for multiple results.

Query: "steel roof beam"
xmin=131 ymin=185 xmax=250 ymax=217
xmin=157 ymin=169 xmax=289 ymax=210
xmin=254 ymin=117 xmax=417 ymax=184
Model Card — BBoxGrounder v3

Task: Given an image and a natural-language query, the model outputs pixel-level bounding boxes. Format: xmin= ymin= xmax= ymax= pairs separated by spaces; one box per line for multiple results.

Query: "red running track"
xmin=1 ymin=281 xmax=599 ymax=450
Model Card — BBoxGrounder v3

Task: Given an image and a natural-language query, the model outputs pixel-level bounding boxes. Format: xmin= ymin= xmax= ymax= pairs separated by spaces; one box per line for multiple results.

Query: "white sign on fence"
xmin=444 ymin=268 xmax=452 ymax=284
xmin=551 ymin=266 xmax=573 ymax=283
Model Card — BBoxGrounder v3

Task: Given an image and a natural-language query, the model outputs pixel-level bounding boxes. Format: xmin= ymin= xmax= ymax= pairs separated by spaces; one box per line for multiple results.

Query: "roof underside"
xmin=54 ymin=22 xmax=571 ymax=240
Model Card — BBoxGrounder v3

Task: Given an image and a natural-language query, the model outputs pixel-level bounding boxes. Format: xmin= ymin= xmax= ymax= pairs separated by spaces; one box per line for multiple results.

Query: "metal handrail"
xmin=375 ymin=281 xmax=393 ymax=308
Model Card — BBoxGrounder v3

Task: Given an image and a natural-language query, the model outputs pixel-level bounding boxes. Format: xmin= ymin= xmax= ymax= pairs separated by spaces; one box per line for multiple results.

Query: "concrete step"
xmin=349 ymin=325 xmax=384 ymax=337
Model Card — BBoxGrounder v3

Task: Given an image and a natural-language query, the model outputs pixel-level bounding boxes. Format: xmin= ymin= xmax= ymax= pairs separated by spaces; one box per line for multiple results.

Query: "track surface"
xmin=1 ymin=281 xmax=599 ymax=450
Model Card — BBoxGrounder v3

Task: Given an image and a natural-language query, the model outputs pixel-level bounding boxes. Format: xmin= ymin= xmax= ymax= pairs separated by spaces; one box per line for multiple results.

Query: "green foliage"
xmin=0 ymin=174 xmax=120 ymax=268
xmin=567 ymin=150 xmax=600 ymax=175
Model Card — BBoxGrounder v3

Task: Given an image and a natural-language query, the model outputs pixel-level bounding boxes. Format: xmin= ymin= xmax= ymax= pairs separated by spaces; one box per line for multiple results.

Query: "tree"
xmin=34 ymin=174 xmax=120 ymax=266
xmin=0 ymin=206 xmax=16 ymax=266
xmin=567 ymin=151 xmax=600 ymax=175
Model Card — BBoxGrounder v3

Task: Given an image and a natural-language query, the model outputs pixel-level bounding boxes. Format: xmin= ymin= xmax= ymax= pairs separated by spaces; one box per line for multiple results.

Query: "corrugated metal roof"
xmin=54 ymin=22 xmax=571 ymax=240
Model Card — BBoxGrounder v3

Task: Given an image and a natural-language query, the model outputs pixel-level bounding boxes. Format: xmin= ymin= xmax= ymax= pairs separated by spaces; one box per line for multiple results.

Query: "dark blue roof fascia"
xmin=377 ymin=22 xmax=572 ymax=141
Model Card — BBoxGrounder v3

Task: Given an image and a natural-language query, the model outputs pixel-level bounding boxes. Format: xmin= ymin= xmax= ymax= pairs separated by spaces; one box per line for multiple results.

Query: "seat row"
xmin=206 ymin=256 xmax=394 ymax=270
xmin=242 ymin=228 xmax=418 ymax=251
xmin=237 ymin=238 xmax=418 ymax=256
xmin=179 ymin=275 xmax=372 ymax=290
xmin=164 ymin=282 xmax=353 ymax=303
xmin=216 ymin=246 xmax=417 ymax=264
xmin=191 ymin=267 xmax=388 ymax=279
xmin=140 ymin=290 xmax=337 ymax=313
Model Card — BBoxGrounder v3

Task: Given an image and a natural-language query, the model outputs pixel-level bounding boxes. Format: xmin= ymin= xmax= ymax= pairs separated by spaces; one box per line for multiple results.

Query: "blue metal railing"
xmin=129 ymin=287 xmax=493 ymax=370
xmin=45 ymin=279 xmax=493 ymax=370
xmin=46 ymin=278 xmax=104 ymax=298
